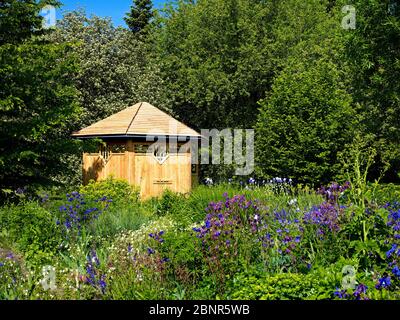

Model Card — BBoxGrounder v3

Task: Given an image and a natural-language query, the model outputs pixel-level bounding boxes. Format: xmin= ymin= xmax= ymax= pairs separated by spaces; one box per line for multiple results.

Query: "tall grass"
xmin=142 ymin=184 xmax=324 ymax=224
xmin=90 ymin=202 xmax=153 ymax=238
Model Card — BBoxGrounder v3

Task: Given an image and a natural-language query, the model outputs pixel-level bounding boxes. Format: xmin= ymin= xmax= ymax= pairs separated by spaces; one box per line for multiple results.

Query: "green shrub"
xmin=0 ymin=202 xmax=61 ymax=264
xmin=79 ymin=177 xmax=140 ymax=204
xmin=229 ymin=272 xmax=332 ymax=300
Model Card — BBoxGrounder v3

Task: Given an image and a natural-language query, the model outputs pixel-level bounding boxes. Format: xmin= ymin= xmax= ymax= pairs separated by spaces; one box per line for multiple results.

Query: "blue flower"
xmin=0 ymin=262 xmax=4 ymax=267
xmin=99 ymin=275 xmax=106 ymax=294
xmin=147 ymin=248 xmax=155 ymax=255
xmin=392 ymin=265 xmax=400 ymax=278
xmin=386 ymin=244 xmax=397 ymax=258
xmin=375 ymin=276 xmax=391 ymax=290
xmin=334 ymin=288 xmax=348 ymax=299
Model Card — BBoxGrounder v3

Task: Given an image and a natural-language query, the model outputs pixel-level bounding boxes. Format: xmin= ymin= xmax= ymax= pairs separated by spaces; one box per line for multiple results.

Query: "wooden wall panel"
xmin=82 ymin=142 xmax=194 ymax=200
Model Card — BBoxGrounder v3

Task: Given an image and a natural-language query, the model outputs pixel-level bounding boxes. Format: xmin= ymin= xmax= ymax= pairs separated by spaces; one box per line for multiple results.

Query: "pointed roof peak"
xmin=72 ymin=102 xmax=200 ymax=138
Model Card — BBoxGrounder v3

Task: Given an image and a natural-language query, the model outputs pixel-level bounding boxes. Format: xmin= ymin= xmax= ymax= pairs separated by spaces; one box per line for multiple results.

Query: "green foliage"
xmin=0 ymin=0 xmax=59 ymax=45
xmin=0 ymin=202 xmax=61 ymax=263
xmin=79 ymin=177 xmax=140 ymax=204
xmin=229 ymin=273 xmax=331 ymax=300
xmin=256 ymin=15 xmax=357 ymax=184
xmin=0 ymin=41 xmax=81 ymax=192
xmin=154 ymin=0 xmax=277 ymax=130
xmin=338 ymin=0 xmax=400 ymax=182
xmin=0 ymin=1 xmax=81 ymax=193
xmin=51 ymin=10 xmax=168 ymax=127
xmin=125 ymin=0 xmax=154 ymax=34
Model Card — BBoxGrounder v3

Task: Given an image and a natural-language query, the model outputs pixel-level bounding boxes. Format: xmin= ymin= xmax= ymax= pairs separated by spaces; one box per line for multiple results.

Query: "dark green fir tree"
xmin=124 ymin=0 xmax=154 ymax=34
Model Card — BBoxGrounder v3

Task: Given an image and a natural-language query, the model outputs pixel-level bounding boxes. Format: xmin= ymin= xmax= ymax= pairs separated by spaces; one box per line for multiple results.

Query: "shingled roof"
xmin=71 ymin=102 xmax=201 ymax=138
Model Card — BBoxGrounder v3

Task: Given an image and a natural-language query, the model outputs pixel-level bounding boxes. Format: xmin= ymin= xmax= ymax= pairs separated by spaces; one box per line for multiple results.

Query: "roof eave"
xmin=71 ymin=133 xmax=203 ymax=140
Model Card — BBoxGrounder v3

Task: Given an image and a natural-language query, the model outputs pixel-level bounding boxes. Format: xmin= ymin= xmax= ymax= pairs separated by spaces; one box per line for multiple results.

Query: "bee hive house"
xmin=71 ymin=102 xmax=201 ymax=200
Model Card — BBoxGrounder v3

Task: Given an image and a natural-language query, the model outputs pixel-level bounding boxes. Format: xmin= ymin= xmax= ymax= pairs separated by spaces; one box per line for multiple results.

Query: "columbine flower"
xmin=334 ymin=288 xmax=349 ymax=299
xmin=375 ymin=276 xmax=391 ymax=290
xmin=392 ymin=265 xmax=400 ymax=278
xmin=386 ymin=244 xmax=398 ymax=258
xmin=353 ymin=284 xmax=368 ymax=300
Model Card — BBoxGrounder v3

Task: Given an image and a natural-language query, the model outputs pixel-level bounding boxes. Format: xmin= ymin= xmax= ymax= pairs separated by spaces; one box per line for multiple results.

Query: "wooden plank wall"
xmin=134 ymin=153 xmax=192 ymax=199
xmin=82 ymin=142 xmax=195 ymax=200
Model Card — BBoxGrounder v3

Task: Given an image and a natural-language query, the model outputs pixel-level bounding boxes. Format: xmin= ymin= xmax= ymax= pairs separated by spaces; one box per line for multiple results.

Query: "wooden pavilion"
xmin=72 ymin=102 xmax=201 ymax=199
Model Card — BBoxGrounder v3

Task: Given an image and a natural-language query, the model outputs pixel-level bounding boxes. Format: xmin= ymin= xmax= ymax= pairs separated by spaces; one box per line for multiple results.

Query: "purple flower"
xmin=147 ymin=248 xmax=155 ymax=255
xmin=353 ymin=284 xmax=368 ymax=300
xmin=334 ymin=288 xmax=349 ymax=299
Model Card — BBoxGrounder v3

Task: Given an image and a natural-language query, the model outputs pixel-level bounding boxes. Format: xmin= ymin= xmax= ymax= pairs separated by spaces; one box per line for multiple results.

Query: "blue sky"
xmin=57 ymin=0 xmax=167 ymax=27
